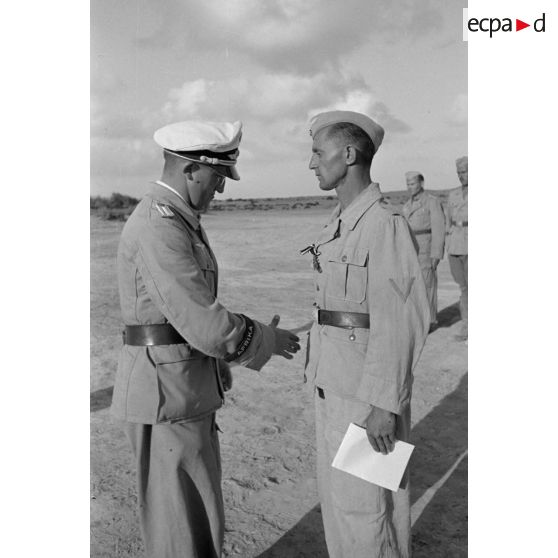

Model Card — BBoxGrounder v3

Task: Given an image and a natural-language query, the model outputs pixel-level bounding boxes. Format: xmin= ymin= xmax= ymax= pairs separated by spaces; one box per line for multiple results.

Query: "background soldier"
xmin=110 ymin=120 xmax=300 ymax=558
xmin=446 ymin=156 xmax=468 ymax=342
xmin=401 ymin=171 xmax=446 ymax=331
xmin=304 ymin=111 xmax=430 ymax=558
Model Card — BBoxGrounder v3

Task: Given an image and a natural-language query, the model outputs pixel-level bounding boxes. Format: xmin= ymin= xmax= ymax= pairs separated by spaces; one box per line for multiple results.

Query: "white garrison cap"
xmin=456 ymin=156 xmax=468 ymax=171
xmin=405 ymin=171 xmax=423 ymax=181
xmin=154 ymin=120 xmax=243 ymax=180
xmin=309 ymin=110 xmax=385 ymax=154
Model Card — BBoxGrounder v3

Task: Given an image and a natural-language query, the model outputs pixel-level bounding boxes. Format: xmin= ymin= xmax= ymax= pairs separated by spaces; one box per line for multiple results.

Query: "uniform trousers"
xmin=124 ymin=414 xmax=224 ymax=558
xmin=418 ymin=255 xmax=438 ymax=325
xmin=315 ymin=389 xmax=411 ymax=558
xmin=448 ymin=254 xmax=468 ymax=334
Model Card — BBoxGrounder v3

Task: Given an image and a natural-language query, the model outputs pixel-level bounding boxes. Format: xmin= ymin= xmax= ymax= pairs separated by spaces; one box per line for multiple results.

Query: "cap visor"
xmin=227 ymin=165 xmax=240 ymax=181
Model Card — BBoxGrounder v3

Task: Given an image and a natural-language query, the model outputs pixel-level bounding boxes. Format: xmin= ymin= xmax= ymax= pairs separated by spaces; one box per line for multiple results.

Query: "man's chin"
xmin=318 ymin=180 xmax=334 ymax=192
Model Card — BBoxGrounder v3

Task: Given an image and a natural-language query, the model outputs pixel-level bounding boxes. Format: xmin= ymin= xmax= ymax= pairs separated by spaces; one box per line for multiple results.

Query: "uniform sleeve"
xmin=136 ymin=211 xmax=274 ymax=369
xmin=429 ymin=196 xmax=446 ymax=260
xmin=356 ymin=215 xmax=431 ymax=414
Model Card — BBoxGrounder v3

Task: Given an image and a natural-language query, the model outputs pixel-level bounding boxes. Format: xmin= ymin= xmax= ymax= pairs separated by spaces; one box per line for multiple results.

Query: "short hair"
xmin=323 ymin=122 xmax=375 ymax=165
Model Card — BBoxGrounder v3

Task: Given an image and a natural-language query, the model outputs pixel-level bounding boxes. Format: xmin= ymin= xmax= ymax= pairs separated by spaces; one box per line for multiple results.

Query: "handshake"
xmin=219 ymin=314 xmax=301 ymax=392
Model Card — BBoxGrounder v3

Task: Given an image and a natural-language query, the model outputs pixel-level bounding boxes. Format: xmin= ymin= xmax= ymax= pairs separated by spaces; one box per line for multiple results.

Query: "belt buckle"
xmin=312 ymin=304 xmax=320 ymax=323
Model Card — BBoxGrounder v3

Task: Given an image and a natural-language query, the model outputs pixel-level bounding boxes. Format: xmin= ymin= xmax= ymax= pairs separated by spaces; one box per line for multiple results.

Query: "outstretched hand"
xmin=269 ymin=314 xmax=301 ymax=359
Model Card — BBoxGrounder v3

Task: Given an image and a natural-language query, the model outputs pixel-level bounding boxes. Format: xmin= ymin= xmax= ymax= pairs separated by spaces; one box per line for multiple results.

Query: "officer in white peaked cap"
xmin=111 ymin=120 xmax=300 ymax=558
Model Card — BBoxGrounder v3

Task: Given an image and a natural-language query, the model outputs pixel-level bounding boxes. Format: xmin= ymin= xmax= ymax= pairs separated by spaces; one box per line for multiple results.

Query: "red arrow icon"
xmin=516 ymin=19 xmax=530 ymax=31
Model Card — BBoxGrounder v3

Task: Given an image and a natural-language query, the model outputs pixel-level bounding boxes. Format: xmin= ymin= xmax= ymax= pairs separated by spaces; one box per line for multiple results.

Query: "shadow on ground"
xmin=256 ymin=505 xmax=328 ymax=558
xmin=91 ymin=386 xmax=114 ymax=413
xmin=257 ymin=374 xmax=467 ymax=557
xmin=411 ymin=373 xmax=467 ymax=556
xmin=434 ymin=302 xmax=461 ymax=329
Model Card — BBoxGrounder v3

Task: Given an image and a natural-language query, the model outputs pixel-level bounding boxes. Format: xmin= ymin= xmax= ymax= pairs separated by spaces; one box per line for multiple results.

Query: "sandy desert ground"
xmin=91 ymin=204 xmax=467 ymax=557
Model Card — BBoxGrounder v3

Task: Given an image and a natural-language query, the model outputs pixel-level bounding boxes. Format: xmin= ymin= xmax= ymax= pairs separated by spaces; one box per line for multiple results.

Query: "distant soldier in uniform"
xmin=303 ymin=111 xmax=431 ymax=558
xmin=401 ymin=171 xmax=446 ymax=331
xmin=110 ymin=120 xmax=300 ymax=558
xmin=446 ymin=156 xmax=468 ymax=341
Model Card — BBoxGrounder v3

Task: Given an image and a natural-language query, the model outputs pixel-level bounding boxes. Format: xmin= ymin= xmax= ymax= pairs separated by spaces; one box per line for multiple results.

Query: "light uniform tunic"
xmin=445 ymin=186 xmax=468 ymax=334
xmin=305 ymin=184 xmax=431 ymax=558
xmin=445 ymin=187 xmax=468 ymax=256
xmin=401 ymin=191 xmax=445 ymax=324
xmin=111 ymin=181 xmax=275 ymax=558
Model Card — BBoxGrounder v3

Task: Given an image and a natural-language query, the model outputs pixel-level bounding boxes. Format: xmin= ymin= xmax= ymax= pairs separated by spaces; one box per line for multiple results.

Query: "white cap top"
xmin=154 ymin=120 xmax=243 ymax=153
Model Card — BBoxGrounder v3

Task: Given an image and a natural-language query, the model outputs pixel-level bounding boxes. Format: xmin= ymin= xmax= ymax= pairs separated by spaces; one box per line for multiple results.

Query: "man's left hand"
xmin=364 ymin=406 xmax=397 ymax=454
xmin=218 ymin=360 xmax=233 ymax=391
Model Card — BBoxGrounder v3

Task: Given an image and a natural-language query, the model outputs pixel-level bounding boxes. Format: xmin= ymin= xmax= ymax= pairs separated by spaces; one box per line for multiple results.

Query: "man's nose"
xmin=216 ymin=180 xmax=225 ymax=194
xmin=309 ymin=155 xmax=317 ymax=170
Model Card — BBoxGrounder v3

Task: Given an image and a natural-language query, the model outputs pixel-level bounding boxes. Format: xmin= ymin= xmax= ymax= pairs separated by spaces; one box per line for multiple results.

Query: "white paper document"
xmin=331 ymin=423 xmax=415 ymax=492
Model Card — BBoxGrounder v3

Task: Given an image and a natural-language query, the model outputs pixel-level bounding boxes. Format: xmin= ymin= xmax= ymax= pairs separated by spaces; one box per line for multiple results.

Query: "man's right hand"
xmin=269 ymin=315 xmax=300 ymax=359
xmin=364 ymin=405 xmax=397 ymax=454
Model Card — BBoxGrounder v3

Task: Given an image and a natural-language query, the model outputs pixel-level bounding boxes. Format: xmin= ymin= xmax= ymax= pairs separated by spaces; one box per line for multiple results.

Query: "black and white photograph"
xmin=90 ymin=1 xmax=468 ymax=557
xmin=12 ymin=0 xmax=558 ymax=554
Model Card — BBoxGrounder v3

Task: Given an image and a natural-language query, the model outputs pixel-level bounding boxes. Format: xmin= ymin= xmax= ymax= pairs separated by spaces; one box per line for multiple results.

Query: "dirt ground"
xmin=91 ymin=207 xmax=467 ymax=557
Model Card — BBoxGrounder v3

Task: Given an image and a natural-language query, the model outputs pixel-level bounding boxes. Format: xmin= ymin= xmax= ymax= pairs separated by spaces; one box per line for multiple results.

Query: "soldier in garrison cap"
xmin=401 ymin=171 xmax=446 ymax=332
xmin=303 ymin=110 xmax=430 ymax=558
xmin=446 ymin=156 xmax=468 ymax=342
xmin=110 ymin=120 xmax=300 ymax=558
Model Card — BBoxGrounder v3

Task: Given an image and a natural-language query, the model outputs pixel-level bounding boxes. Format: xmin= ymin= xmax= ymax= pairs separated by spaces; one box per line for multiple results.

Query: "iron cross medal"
xmin=300 ymin=244 xmax=322 ymax=273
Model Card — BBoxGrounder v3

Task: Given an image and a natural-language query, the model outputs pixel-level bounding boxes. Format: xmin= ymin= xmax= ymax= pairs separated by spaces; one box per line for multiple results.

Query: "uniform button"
xmin=341 ymin=255 xmax=347 ymax=262
xmin=316 ymin=285 xmax=320 ymax=291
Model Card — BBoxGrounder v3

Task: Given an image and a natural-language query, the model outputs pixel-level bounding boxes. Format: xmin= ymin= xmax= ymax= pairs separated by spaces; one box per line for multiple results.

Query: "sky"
xmin=91 ymin=0 xmax=467 ymax=199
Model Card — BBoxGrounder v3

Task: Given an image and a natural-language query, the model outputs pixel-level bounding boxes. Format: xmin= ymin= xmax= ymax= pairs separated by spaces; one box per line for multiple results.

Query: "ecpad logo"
xmin=467 ymin=12 xmax=546 ymax=38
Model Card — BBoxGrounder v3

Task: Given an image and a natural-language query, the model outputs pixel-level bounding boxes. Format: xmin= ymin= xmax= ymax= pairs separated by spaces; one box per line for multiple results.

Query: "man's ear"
xmin=345 ymin=145 xmax=358 ymax=165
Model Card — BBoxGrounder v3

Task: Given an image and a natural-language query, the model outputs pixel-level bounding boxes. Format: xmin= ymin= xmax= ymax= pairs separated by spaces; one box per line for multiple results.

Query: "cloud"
xmin=310 ymin=91 xmax=412 ymax=134
xmin=90 ymin=66 xmax=147 ymax=140
xmin=151 ymin=73 xmax=335 ymax=122
xmin=155 ymin=71 xmax=409 ymax=131
xmin=91 ymin=135 xmax=159 ymax=178
xmin=91 ymin=104 xmax=149 ymax=140
xmin=146 ymin=70 xmax=411 ymax=165
xmin=137 ymin=0 xmax=447 ymax=73
xmin=162 ymin=80 xmax=210 ymax=119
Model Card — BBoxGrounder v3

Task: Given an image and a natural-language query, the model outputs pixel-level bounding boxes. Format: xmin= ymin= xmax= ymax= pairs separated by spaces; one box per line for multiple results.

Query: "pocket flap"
xmin=328 ymin=246 xmax=368 ymax=266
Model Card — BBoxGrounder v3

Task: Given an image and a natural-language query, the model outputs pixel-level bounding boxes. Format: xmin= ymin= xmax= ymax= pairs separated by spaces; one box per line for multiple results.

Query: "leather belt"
xmin=413 ymin=228 xmax=432 ymax=235
xmin=123 ymin=324 xmax=187 ymax=346
xmin=317 ymin=309 xmax=370 ymax=329
xmin=451 ymin=220 xmax=468 ymax=227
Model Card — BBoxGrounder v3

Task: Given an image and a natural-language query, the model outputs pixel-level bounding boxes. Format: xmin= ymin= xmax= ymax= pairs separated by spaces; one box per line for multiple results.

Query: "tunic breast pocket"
xmin=200 ymin=257 xmax=216 ymax=282
xmin=327 ymin=247 xmax=368 ymax=303
xmin=194 ymin=244 xmax=217 ymax=290
xmin=411 ymin=207 xmax=429 ymax=228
